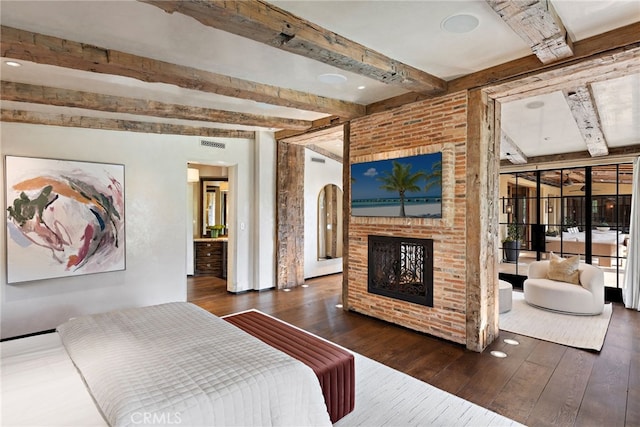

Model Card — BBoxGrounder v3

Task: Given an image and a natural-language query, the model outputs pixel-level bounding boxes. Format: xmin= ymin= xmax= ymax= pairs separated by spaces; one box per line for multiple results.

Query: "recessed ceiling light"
xmin=335 ymin=303 xmax=343 ymax=309
xmin=283 ymin=288 xmax=291 ymax=292
xmin=301 ymin=284 xmax=309 ymax=288
xmin=490 ymin=350 xmax=508 ymax=358
xmin=526 ymin=100 xmax=545 ymax=109
xmin=441 ymin=14 xmax=479 ymax=34
xmin=5 ymin=60 xmax=21 ymax=67
xmin=504 ymin=338 xmax=519 ymax=345
xmin=318 ymin=73 xmax=347 ymax=84
xmin=357 ymin=85 xmax=366 ymax=90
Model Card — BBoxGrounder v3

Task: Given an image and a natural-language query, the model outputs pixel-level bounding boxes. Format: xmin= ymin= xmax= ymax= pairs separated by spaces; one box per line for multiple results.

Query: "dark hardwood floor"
xmin=188 ymin=274 xmax=640 ymax=427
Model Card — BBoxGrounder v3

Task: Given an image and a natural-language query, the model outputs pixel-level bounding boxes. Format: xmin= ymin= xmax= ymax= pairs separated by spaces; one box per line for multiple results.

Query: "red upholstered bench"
xmin=224 ymin=310 xmax=355 ymax=423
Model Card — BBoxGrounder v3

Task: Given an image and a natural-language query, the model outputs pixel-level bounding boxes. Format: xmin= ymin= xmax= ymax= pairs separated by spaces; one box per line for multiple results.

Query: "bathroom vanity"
xmin=194 ymin=238 xmax=227 ymax=278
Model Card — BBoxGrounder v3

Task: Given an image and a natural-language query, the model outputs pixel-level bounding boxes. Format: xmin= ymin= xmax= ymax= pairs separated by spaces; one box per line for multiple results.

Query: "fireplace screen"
xmin=368 ymin=235 xmax=433 ymax=307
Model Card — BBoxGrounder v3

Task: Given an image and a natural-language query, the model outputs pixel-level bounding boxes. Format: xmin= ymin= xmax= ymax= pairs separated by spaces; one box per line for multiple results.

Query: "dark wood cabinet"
xmin=194 ymin=240 xmax=227 ymax=278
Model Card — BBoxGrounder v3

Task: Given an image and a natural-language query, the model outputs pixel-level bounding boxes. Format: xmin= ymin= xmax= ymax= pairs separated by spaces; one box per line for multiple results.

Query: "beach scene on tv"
xmin=351 ymin=152 xmax=442 ymax=218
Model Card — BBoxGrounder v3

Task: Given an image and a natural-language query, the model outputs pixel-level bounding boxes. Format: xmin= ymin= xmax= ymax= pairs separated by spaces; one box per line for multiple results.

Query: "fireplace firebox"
xmin=367 ymin=235 xmax=433 ymax=307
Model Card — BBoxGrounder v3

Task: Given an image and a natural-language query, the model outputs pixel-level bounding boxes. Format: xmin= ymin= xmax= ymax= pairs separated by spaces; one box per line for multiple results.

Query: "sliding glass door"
xmin=499 ymin=163 xmax=632 ymax=291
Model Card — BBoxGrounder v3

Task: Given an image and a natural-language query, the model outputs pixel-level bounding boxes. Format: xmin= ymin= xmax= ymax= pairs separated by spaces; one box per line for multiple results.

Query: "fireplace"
xmin=367 ymin=235 xmax=433 ymax=307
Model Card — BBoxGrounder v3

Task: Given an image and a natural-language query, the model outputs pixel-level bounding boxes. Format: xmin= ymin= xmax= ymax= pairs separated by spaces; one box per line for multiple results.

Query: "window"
xmin=499 ymin=163 xmax=632 ymax=290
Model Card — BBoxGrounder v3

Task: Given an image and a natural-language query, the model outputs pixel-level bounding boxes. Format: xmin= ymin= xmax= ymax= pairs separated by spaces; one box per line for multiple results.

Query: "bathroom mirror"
xmin=318 ymin=184 xmax=343 ymax=260
xmin=201 ymin=178 xmax=228 ymax=237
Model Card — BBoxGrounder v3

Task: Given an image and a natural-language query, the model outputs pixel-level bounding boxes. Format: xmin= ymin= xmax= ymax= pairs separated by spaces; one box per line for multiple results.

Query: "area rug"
xmin=225 ymin=309 xmax=521 ymax=426
xmin=335 ymin=352 xmax=522 ymax=427
xmin=500 ymin=291 xmax=613 ymax=351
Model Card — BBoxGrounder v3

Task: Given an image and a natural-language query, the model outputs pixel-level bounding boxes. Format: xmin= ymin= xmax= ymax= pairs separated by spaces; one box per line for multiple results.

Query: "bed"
xmin=2 ymin=302 xmax=332 ymax=427
xmin=224 ymin=309 xmax=355 ymax=423
xmin=545 ymin=230 xmax=627 ymax=267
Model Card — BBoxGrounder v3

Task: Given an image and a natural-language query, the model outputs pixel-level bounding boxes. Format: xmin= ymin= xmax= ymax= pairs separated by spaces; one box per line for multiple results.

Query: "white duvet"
xmin=546 ymin=230 xmax=626 ymax=244
xmin=57 ymin=302 xmax=331 ymax=427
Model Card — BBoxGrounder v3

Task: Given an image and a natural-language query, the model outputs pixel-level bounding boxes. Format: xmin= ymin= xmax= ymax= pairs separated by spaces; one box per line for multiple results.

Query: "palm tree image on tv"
xmin=351 ymin=152 xmax=442 ymax=218
xmin=377 ymin=161 xmax=424 ymax=217
xmin=423 ymin=160 xmax=441 ymax=194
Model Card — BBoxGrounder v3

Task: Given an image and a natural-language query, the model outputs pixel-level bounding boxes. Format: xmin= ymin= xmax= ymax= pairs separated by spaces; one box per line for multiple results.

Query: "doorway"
xmin=187 ymin=163 xmax=231 ymax=300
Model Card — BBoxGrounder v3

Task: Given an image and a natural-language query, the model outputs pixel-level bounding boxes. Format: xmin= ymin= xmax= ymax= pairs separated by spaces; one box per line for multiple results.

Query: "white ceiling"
xmin=502 ymin=91 xmax=588 ymax=158
xmin=592 ymin=74 xmax=640 ymax=148
xmin=1 ymin=0 xmax=639 ymax=159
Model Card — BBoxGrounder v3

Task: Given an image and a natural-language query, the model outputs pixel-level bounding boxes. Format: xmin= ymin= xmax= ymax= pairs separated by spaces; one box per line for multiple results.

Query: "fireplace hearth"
xmin=367 ymin=235 xmax=433 ymax=307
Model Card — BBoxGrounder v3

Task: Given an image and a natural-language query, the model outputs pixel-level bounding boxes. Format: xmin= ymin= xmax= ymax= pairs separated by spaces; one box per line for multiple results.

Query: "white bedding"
xmin=55 ymin=302 xmax=331 ymax=427
xmin=1 ymin=332 xmax=107 ymax=426
xmin=546 ymin=230 xmax=626 ymax=244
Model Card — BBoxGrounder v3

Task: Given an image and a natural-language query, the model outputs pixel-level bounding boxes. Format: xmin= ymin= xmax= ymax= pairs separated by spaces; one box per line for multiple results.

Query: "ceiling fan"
xmin=562 ymin=173 xmax=574 ymax=186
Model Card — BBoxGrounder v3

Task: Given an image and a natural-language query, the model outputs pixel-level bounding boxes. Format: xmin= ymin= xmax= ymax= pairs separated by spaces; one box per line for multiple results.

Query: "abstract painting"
xmin=5 ymin=156 xmax=125 ymax=283
xmin=351 ymin=152 xmax=442 ymax=218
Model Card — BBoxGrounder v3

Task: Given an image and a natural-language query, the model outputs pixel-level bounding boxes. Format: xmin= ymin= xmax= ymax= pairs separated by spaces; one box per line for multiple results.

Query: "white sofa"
xmin=523 ymin=260 xmax=605 ymax=315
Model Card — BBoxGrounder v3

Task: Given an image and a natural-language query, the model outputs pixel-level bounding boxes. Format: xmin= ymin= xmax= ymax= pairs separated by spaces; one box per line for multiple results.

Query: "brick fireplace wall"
xmin=347 ymin=91 xmax=470 ymax=345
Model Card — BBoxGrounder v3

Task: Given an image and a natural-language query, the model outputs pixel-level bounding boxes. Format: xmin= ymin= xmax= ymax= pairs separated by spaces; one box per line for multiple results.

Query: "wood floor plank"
xmin=404 ymin=344 xmax=466 ymax=381
xmin=526 ymin=347 xmax=596 ymax=427
xmin=489 ymin=360 xmax=555 ymax=422
xmin=526 ymin=340 xmax=567 ymax=368
xmin=572 ymin=345 xmax=630 ymax=427
xmin=628 ymin=349 xmax=640 ymax=426
xmin=187 ymin=273 xmax=640 ymax=426
xmin=455 ymin=334 xmax=539 ymax=407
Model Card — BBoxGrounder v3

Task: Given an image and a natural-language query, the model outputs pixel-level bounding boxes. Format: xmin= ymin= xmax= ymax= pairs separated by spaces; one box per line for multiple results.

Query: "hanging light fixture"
xmin=502 ymin=197 xmax=513 ymax=214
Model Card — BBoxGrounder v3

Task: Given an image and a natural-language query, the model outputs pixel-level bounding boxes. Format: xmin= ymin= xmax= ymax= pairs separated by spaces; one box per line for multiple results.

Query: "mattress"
xmin=56 ymin=302 xmax=331 ymax=427
xmin=224 ymin=310 xmax=355 ymax=423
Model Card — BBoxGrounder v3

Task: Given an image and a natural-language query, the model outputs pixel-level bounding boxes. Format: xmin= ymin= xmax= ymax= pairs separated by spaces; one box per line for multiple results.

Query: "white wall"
xmin=186 ymin=181 xmax=195 ymax=276
xmin=304 ymin=149 xmax=343 ymax=279
xmin=0 ymin=123 xmax=258 ymax=338
xmin=252 ymin=132 xmax=276 ymax=290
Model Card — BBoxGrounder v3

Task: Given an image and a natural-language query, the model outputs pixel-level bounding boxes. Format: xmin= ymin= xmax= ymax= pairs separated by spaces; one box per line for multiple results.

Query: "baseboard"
xmin=605 ymin=287 xmax=623 ymax=303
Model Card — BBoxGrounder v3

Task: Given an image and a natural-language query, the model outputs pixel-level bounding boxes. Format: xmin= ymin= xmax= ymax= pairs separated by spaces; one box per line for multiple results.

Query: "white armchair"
xmin=523 ymin=260 xmax=605 ymax=315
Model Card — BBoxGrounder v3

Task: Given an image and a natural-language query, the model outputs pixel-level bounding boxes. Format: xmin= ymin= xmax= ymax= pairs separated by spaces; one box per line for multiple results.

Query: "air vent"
xmin=311 ymin=157 xmax=326 ymax=163
xmin=201 ymin=140 xmax=226 ymax=149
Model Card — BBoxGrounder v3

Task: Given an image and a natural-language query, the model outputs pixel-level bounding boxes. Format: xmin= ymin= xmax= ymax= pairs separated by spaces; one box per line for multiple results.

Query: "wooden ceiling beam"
xmin=1 ymin=81 xmax=312 ymax=131
xmin=500 ymin=131 xmax=528 ymax=164
xmin=281 ymin=124 xmax=343 ymax=145
xmin=563 ymin=85 xmax=609 ymax=157
xmin=500 ymin=144 xmax=640 ymax=171
xmin=1 ymin=109 xmax=254 ymax=138
xmin=450 ymin=22 xmax=640 ymax=95
xmin=0 ymin=26 xmax=364 ymax=119
xmin=306 ymin=144 xmax=343 ymax=164
xmin=486 ymin=44 xmax=640 ymax=103
xmin=486 ymin=0 xmax=573 ymax=64
xmin=141 ymin=0 xmax=447 ymax=95
xmin=366 ymin=92 xmax=430 ymax=116
xmin=275 ymin=116 xmax=346 ymax=141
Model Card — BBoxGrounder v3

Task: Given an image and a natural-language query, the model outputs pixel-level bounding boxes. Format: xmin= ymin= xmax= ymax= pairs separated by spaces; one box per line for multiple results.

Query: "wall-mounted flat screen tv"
xmin=351 ymin=152 xmax=442 ymax=218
